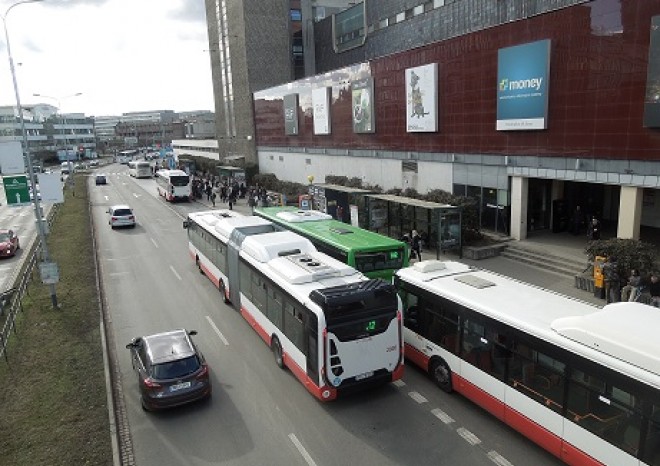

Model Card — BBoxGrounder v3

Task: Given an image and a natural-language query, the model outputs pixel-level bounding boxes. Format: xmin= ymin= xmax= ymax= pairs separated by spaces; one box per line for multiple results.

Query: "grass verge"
xmin=0 ymin=175 xmax=113 ymax=465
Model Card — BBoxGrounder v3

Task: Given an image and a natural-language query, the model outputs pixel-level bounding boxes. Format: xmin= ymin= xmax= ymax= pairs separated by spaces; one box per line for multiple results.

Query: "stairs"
xmin=500 ymin=242 xmax=588 ymax=278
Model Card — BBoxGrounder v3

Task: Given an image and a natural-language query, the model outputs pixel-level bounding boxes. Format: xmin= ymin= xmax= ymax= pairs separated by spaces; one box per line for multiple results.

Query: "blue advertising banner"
xmin=496 ymin=39 xmax=551 ymax=131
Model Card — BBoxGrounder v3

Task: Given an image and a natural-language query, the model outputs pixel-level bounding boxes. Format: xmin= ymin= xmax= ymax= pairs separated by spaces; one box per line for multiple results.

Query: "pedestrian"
xmin=587 ymin=216 xmax=601 ymax=240
xmin=228 ymin=194 xmax=234 ymax=210
xmin=411 ymin=230 xmax=422 ymax=263
xmin=621 ymin=269 xmax=641 ymax=302
xmin=211 ymin=191 xmax=217 ymax=208
xmin=650 ymin=274 xmax=660 ymax=308
xmin=601 ymin=256 xmax=620 ymax=303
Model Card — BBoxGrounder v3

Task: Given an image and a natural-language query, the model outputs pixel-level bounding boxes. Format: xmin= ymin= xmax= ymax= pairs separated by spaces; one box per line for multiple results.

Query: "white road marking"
xmin=205 ymin=316 xmax=229 ymax=346
xmin=408 ymin=391 xmax=428 ymax=404
xmin=457 ymin=427 xmax=481 ymax=446
xmin=150 ymin=238 xmax=158 ymax=248
xmin=104 ymin=196 xmax=109 ymax=201
xmin=431 ymin=408 xmax=454 ymax=424
xmin=288 ymin=433 xmax=318 ymax=466
xmin=132 ymin=193 xmax=140 ymax=198
xmin=107 ymin=272 xmax=130 ymax=277
xmin=392 ymin=379 xmax=406 ymax=388
xmin=169 ymin=265 xmax=181 ymax=281
xmin=487 ymin=451 xmax=514 ymax=466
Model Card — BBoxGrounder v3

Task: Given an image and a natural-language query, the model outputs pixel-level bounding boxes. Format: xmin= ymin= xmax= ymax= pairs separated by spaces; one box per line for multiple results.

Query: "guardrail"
xmin=0 ymin=203 xmax=59 ymax=363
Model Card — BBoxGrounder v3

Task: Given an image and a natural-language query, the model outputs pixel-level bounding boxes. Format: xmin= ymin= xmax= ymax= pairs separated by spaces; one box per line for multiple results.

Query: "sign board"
xmin=39 ymin=261 xmax=59 ymax=285
xmin=406 ymin=63 xmax=438 ymax=132
xmin=312 ymin=87 xmax=331 ymax=135
xmin=352 ymin=77 xmax=375 ymax=133
xmin=283 ymin=94 xmax=299 ymax=135
xmin=2 ymin=175 xmax=30 ymax=206
xmin=0 ymin=141 xmax=24 ymax=174
xmin=37 ymin=173 xmax=64 ymax=203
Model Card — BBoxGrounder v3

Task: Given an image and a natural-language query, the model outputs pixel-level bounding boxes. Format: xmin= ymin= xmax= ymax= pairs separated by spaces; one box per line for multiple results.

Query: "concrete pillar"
xmin=510 ymin=175 xmax=529 ymax=240
xmin=618 ymin=186 xmax=643 ymax=239
xmin=550 ymin=180 xmax=564 ymax=231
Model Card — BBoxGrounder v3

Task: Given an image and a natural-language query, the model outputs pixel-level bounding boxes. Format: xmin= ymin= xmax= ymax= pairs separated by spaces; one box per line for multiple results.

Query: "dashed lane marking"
xmin=408 ymin=391 xmax=428 ymax=404
xmin=288 ymin=433 xmax=318 ymax=466
xmin=392 ymin=379 xmax=406 ymax=388
xmin=487 ymin=451 xmax=514 ymax=466
xmin=150 ymin=238 xmax=158 ymax=248
xmin=169 ymin=265 xmax=181 ymax=281
xmin=457 ymin=427 xmax=481 ymax=446
xmin=205 ymin=316 xmax=229 ymax=346
xmin=431 ymin=407 xmax=454 ymax=424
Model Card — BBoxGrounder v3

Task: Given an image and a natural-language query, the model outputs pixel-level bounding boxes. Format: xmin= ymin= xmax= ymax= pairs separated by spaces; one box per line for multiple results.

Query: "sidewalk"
xmin=193 ymin=198 xmax=603 ymax=305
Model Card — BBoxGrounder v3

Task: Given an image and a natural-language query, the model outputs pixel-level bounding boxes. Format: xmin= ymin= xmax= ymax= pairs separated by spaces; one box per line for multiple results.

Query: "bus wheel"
xmin=430 ymin=358 xmax=453 ymax=393
xmin=219 ymin=279 xmax=230 ymax=304
xmin=271 ymin=337 xmax=284 ymax=369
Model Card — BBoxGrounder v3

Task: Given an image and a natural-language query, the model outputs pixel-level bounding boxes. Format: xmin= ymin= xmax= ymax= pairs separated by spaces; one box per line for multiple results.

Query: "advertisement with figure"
xmin=284 ymin=94 xmax=299 ymax=135
xmin=644 ymin=16 xmax=660 ymax=127
xmin=352 ymin=77 xmax=375 ymax=133
xmin=406 ymin=63 xmax=438 ymax=132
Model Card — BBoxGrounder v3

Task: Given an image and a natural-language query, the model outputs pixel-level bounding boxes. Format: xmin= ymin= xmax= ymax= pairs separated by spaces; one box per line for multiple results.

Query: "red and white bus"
xmin=396 ymin=260 xmax=660 ymax=466
xmin=155 ymin=169 xmax=191 ymax=202
xmin=183 ymin=210 xmax=405 ymax=401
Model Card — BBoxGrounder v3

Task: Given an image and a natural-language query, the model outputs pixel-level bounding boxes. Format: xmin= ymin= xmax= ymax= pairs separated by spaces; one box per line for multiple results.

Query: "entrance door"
xmin=528 ymin=179 xmax=552 ymax=231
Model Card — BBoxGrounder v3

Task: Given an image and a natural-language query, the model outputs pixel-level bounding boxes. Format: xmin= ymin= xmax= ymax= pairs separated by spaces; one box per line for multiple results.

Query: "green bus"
xmin=253 ymin=206 xmax=408 ymax=281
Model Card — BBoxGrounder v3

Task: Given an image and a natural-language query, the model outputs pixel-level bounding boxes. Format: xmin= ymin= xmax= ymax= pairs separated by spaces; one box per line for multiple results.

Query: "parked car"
xmin=108 ymin=205 xmax=136 ymax=228
xmin=125 ymin=329 xmax=211 ymax=411
xmin=95 ymin=174 xmax=107 ymax=185
xmin=0 ymin=229 xmax=19 ymax=258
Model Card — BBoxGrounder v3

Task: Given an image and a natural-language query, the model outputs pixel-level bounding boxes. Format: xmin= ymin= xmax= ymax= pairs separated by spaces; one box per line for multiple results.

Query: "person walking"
xmin=650 ymin=274 xmax=660 ymax=308
xmin=587 ymin=216 xmax=601 ymax=240
xmin=411 ymin=230 xmax=422 ymax=263
xmin=621 ymin=269 xmax=641 ymax=302
xmin=601 ymin=256 xmax=620 ymax=303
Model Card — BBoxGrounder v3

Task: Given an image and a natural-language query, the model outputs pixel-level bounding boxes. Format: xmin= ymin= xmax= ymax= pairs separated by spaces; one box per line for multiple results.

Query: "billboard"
xmin=406 ymin=63 xmax=438 ymax=132
xmin=496 ymin=39 xmax=551 ymax=131
xmin=352 ymin=77 xmax=375 ymax=133
xmin=283 ymin=94 xmax=299 ymax=135
xmin=644 ymin=16 xmax=660 ymax=127
xmin=312 ymin=87 xmax=331 ymax=135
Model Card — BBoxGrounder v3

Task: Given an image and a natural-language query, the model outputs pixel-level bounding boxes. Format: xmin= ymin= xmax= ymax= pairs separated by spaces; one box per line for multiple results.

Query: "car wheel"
xmin=140 ymin=396 xmax=152 ymax=412
xmin=219 ymin=279 xmax=230 ymax=304
xmin=272 ymin=337 xmax=284 ymax=369
xmin=429 ymin=357 xmax=453 ymax=393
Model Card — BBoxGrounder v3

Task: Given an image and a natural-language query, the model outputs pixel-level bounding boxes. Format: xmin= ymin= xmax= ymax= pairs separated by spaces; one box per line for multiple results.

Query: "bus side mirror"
xmin=183 ymin=220 xmax=189 ymax=229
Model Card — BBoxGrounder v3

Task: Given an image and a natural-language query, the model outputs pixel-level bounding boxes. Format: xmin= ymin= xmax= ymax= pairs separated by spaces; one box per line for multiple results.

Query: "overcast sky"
xmin=0 ymin=0 xmax=214 ymax=117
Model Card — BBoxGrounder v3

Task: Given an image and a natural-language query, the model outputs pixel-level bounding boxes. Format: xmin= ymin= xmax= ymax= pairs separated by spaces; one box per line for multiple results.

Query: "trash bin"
xmin=593 ymin=255 xmax=605 ymax=299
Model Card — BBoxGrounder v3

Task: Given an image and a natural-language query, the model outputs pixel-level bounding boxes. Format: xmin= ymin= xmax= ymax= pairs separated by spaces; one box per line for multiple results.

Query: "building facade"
xmin=253 ymin=0 xmax=660 ymax=241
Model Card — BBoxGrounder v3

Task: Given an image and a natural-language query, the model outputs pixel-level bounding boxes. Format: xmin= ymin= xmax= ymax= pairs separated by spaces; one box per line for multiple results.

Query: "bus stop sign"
xmin=2 ymin=175 xmax=30 ymax=206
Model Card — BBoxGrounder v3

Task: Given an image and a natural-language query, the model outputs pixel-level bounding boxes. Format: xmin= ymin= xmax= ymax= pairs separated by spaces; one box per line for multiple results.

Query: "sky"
xmin=0 ymin=0 xmax=214 ymax=117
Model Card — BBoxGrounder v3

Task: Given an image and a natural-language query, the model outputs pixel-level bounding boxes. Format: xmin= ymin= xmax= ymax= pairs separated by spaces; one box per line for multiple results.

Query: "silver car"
xmin=108 ymin=205 xmax=136 ymax=228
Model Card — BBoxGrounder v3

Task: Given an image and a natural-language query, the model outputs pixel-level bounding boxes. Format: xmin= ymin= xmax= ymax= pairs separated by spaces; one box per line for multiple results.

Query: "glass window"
xmin=284 ymin=301 xmax=305 ymax=352
xmin=267 ymin=287 xmax=284 ymax=329
xmin=643 ymin=403 xmax=660 ymax=465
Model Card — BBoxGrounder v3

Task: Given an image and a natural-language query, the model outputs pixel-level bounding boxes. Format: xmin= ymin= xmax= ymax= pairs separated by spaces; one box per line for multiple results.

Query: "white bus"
xmin=396 ymin=260 xmax=660 ymax=466
xmin=116 ymin=149 xmax=138 ymax=164
xmin=127 ymin=160 xmax=152 ymax=178
xmin=183 ymin=210 xmax=404 ymax=401
xmin=155 ymin=169 xmax=191 ymax=202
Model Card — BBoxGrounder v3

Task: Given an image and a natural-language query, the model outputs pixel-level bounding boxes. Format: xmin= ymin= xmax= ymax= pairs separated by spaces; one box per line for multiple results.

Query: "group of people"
xmin=191 ymin=176 xmax=249 ymax=210
xmin=400 ymin=230 xmax=424 ymax=262
xmin=600 ymin=256 xmax=660 ymax=307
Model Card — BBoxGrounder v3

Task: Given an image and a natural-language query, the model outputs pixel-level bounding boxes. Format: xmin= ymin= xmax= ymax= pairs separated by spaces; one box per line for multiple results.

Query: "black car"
xmin=95 ymin=174 xmax=107 ymax=185
xmin=126 ymin=329 xmax=211 ymax=411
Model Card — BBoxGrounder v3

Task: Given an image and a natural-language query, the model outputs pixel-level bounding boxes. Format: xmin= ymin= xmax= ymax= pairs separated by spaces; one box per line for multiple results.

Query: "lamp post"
xmin=32 ymin=92 xmax=83 ymax=181
xmin=0 ymin=0 xmax=58 ymax=308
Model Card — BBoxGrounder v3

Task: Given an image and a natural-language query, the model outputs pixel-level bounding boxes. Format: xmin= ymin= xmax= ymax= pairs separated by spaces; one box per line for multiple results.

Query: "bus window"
xmin=643 ymin=404 xmax=660 ymax=465
xmin=509 ymin=343 xmax=565 ymax=414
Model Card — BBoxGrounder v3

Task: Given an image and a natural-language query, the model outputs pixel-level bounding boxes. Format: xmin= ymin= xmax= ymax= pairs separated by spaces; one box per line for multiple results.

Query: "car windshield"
xmin=151 ymin=356 xmax=200 ymax=379
xmin=113 ymin=209 xmax=132 ymax=216
xmin=0 ymin=233 xmax=10 ymax=242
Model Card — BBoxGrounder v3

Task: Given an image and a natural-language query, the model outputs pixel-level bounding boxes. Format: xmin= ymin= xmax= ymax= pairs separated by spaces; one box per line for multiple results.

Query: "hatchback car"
xmin=108 ymin=205 xmax=136 ymax=228
xmin=126 ymin=329 xmax=211 ymax=411
xmin=0 ymin=229 xmax=19 ymax=258
xmin=95 ymin=174 xmax=107 ymax=185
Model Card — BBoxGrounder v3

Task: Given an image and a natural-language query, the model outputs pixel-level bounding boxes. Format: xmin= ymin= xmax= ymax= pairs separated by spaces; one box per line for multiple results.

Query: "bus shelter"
xmin=365 ymin=194 xmax=462 ymax=258
xmin=308 ymin=184 xmax=374 ymax=225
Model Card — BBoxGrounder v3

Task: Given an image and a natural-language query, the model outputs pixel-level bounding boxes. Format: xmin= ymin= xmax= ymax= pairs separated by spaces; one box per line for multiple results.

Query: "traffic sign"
xmin=39 ymin=261 xmax=60 ymax=285
xmin=2 ymin=175 xmax=30 ymax=206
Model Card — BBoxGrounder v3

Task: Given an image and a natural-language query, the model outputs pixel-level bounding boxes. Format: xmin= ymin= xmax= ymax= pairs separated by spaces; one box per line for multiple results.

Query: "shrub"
xmin=585 ymin=238 xmax=658 ymax=276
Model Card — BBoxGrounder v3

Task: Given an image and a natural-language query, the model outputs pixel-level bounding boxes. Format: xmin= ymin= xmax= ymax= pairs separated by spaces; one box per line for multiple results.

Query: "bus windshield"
xmin=170 ymin=175 xmax=189 ymax=186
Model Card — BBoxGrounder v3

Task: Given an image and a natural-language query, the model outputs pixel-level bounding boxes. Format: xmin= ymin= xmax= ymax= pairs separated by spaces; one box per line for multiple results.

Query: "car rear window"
xmin=113 ymin=209 xmax=132 ymax=216
xmin=151 ymin=356 xmax=200 ymax=379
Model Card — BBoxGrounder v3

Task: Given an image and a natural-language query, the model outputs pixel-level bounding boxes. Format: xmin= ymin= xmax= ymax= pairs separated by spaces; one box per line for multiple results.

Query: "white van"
xmin=61 ymin=161 xmax=72 ymax=174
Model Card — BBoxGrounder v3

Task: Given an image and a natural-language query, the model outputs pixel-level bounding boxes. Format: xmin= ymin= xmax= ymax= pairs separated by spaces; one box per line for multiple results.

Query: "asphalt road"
xmin=91 ymin=165 xmax=563 ymax=466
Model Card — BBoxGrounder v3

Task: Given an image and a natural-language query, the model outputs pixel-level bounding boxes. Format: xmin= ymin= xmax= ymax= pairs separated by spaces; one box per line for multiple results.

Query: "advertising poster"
xmin=496 ymin=39 xmax=551 ymax=131
xmin=406 ymin=63 xmax=438 ymax=132
xmin=352 ymin=77 xmax=375 ymax=133
xmin=283 ymin=94 xmax=299 ymax=135
xmin=644 ymin=16 xmax=660 ymax=127
xmin=312 ymin=87 xmax=331 ymax=135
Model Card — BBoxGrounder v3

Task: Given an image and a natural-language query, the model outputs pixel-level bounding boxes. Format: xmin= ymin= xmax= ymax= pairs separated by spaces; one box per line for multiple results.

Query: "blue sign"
xmin=496 ymin=39 xmax=551 ymax=131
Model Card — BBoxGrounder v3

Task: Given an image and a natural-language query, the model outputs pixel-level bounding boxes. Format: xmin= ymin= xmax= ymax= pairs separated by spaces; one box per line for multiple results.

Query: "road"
xmin=90 ymin=165 xmax=563 ymax=466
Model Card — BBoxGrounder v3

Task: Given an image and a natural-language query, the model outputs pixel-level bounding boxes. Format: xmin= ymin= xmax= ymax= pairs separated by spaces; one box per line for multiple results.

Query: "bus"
xmin=396 ymin=260 xmax=660 ymax=466
xmin=155 ymin=169 xmax=191 ymax=202
xmin=127 ymin=160 xmax=152 ymax=178
xmin=183 ymin=210 xmax=404 ymax=401
xmin=116 ymin=149 xmax=138 ymax=164
xmin=253 ymin=206 xmax=408 ymax=282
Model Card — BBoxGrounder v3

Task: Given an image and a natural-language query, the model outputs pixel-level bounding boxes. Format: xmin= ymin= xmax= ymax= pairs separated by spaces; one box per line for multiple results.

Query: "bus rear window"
xmin=170 ymin=176 xmax=189 ymax=186
xmin=354 ymin=249 xmax=405 ymax=272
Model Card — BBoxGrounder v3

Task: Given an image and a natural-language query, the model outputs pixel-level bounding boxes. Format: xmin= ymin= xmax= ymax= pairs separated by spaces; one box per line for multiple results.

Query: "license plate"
xmin=355 ymin=371 xmax=373 ymax=381
xmin=170 ymin=381 xmax=191 ymax=392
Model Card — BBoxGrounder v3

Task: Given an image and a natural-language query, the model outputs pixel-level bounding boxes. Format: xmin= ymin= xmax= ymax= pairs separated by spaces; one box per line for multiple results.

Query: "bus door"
xmin=226 ymin=237 xmax=241 ymax=309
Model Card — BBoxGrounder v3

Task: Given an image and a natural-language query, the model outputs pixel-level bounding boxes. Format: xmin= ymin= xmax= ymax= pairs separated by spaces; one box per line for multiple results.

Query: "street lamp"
xmin=0 ymin=0 xmax=58 ymax=308
xmin=33 ymin=92 xmax=83 ymax=180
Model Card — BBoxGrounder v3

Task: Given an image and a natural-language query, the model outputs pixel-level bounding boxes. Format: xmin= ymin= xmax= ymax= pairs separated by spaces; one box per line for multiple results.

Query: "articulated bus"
xmin=396 ymin=260 xmax=660 ymax=466
xmin=253 ymin=206 xmax=408 ymax=282
xmin=155 ymin=169 xmax=191 ymax=202
xmin=127 ymin=160 xmax=152 ymax=179
xmin=183 ymin=210 xmax=404 ymax=401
